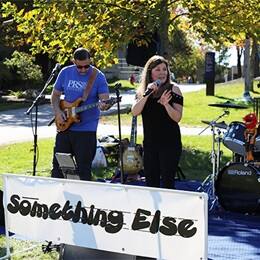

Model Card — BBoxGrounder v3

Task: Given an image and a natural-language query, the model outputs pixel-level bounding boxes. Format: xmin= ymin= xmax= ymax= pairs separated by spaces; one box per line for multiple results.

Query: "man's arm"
xmin=51 ymin=89 xmax=66 ymax=121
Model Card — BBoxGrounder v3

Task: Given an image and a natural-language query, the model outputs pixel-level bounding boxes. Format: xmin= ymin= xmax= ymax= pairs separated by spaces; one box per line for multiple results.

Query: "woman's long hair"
xmin=136 ymin=55 xmax=171 ymax=99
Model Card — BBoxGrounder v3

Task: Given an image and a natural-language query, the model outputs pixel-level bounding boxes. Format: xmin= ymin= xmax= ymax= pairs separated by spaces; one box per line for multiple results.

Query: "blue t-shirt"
xmin=54 ymin=65 xmax=109 ymax=131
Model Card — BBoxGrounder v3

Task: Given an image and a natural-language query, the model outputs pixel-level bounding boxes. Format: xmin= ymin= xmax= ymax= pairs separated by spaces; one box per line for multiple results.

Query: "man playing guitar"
xmin=51 ymin=47 xmax=110 ymax=181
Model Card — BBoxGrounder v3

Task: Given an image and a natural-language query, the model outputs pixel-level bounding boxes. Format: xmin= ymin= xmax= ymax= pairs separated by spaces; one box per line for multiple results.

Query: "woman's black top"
xmin=141 ymin=84 xmax=183 ymax=148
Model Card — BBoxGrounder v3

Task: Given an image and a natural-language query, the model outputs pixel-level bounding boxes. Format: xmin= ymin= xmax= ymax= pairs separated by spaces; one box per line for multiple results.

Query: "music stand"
xmin=55 ymin=153 xmax=79 ymax=180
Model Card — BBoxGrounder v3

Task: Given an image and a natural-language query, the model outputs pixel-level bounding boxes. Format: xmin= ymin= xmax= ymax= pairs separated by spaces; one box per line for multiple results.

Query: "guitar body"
xmin=122 ymin=116 xmax=143 ymax=175
xmin=55 ymin=98 xmax=83 ymax=132
xmin=54 ymin=97 xmax=118 ymax=132
xmin=123 ymin=146 xmax=143 ymax=175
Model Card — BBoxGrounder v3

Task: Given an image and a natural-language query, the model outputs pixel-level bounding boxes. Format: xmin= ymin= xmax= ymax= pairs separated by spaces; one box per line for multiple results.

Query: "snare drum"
xmin=215 ymin=162 xmax=260 ymax=213
xmin=223 ymin=122 xmax=246 ymax=155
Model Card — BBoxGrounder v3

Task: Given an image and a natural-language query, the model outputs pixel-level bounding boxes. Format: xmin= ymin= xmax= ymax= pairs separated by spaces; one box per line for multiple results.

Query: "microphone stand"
xmin=198 ymin=110 xmax=229 ymax=211
xmin=115 ymin=83 xmax=125 ymax=184
xmin=25 ymin=70 xmax=58 ymax=176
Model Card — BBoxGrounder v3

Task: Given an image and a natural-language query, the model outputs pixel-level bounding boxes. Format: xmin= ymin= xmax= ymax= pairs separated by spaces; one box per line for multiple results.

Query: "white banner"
xmin=3 ymin=174 xmax=208 ymax=260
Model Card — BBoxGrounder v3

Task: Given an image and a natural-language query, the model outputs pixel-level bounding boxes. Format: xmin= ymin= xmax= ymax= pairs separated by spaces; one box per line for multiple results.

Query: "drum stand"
xmin=198 ymin=111 xmax=227 ymax=211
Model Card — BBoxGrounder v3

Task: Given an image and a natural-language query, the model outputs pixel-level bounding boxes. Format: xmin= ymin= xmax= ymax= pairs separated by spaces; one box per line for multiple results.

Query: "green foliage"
xmin=3 ymin=50 xmax=43 ymax=90
xmin=168 ymin=28 xmax=206 ymax=81
xmin=182 ymin=0 xmax=260 ymax=45
xmin=171 ymin=46 xmax=205 ymax=82
xmin=1 ymin=0 xmax=160 ymax=67
xmin=2 ymin=0 xmax=258 ymax=83
xmin=0 ymin=62 xmax=13 ymax=90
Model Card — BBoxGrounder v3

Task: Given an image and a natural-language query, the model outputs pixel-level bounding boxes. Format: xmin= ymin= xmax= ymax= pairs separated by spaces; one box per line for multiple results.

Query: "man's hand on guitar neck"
xmin=98 ymin=93 xmax=110 ymax=111
xmin=99 ymin=100 xmax=111 ymax=111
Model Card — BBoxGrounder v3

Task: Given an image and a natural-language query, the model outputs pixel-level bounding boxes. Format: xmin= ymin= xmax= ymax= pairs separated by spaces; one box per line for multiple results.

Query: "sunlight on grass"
xmin=181 ymin=81 xmax=257 ymax=126
xmin=0 ymin=238 xmax=58 ymax=259
xmin=0 ymin=135 xmax=233 ymax=186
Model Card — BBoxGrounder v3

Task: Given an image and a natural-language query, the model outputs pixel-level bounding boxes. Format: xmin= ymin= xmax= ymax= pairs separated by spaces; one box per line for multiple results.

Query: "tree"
xmin=1 ymin=0 xmax=259 ymax=91
xmin=1 ymin=0 xmax=163 ymax=67
xmin=182 ymin=0 xmax=260 ymax=96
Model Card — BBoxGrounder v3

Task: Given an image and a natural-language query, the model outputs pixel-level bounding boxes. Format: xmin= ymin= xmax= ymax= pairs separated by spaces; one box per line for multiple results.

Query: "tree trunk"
xmin=158 ymin=0 xmax=170 ymax=59
xmin=250 ymin=37 xmax=258 ymax=91
xmin=252 ymin=38 xmax=259 ymax=77
xmin=236 ymin=46 xmax=242 ymax=78
xmin=243 ymin=37 xmax=252 ymax=101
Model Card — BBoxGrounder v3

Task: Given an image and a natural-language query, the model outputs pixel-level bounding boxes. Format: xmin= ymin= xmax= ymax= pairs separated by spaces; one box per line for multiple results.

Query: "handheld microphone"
xmin=51 ymin=63 xmax=61 ymax=75
xmin=143 ymin=79 xmax=161 ymax=97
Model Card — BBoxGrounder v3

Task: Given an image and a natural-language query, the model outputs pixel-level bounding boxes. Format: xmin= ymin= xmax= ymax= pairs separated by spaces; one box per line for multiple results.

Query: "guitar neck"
xmin=75 ymin=102 xmax=99 ymax=113
xmin=129 ymin=116 xmax=137 ymax=147
xmin=73 ymin=97 xmax=117 ymax=114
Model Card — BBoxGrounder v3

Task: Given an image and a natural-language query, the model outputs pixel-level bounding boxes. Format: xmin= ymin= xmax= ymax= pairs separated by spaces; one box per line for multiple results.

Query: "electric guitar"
xmin=122 ymin=116 xmax=143 ymax=175
xmin=55 ymin=97 xmax=118 ymax=132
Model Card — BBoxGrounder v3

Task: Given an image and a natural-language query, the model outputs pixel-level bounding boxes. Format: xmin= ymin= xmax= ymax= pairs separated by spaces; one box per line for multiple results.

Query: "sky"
xmin=227 ymin=46 xmax=241 ymax=67
xmin=216 ymin=46 xmax=243 ymax=67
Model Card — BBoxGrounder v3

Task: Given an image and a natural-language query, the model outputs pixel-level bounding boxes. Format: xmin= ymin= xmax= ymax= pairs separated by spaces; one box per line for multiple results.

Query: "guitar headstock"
xmin=101 ymin=96 xmax=121 ymax=110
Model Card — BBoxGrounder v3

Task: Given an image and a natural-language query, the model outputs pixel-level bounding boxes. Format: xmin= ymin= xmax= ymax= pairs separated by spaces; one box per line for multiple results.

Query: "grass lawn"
xmin=0 ymin=135 xmax=233 ymax=186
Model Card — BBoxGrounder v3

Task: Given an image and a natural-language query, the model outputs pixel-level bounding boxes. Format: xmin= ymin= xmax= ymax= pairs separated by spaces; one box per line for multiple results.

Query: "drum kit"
xmin=198 ymin=100 xmax=260 ymax=214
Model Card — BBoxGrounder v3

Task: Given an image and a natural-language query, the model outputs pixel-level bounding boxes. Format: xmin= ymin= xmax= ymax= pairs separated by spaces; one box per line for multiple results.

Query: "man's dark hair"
xmin=73 ymin=47 xmax=91 ymax=60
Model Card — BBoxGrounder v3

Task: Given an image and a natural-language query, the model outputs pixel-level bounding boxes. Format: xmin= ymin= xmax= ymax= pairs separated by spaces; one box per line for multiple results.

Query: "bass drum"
xmin=215 ymin=162 xmax=260 ymax=213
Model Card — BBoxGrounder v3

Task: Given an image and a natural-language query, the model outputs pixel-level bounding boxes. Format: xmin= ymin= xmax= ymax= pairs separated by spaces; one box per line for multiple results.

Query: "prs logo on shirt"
xmin=67 ymin=80 xmax=87 ymax=92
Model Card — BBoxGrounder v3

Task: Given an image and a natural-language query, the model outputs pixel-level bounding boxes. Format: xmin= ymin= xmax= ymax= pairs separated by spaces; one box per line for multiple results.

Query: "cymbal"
xmin=208 ymin=102 xmax=248 ymax=109
xmin=201 ymin=120 xmax=228 ymax=129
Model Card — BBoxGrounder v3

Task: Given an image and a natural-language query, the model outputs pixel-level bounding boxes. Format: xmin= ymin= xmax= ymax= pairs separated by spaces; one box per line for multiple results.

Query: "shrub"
xmin=3 ymin=51 xmax=43 ymax=90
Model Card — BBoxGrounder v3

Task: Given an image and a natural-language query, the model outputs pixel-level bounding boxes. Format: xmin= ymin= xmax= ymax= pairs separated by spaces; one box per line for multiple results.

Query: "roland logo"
xmin=228 ymin=169 xmax=252 ymax=176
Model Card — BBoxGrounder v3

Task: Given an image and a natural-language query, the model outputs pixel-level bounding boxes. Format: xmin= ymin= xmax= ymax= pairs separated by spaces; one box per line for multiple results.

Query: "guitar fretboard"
xmin=74 ymin=97 xmax=117 ymax=114
xmin=75 ymin=103 xmax=99 ymax=113
xmin=129 ymin=116 xmax=137 ymax=147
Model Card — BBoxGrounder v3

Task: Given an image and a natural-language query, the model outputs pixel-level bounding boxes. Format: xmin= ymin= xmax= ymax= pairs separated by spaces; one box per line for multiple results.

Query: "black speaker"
xmin=0 ymin=190 xmax=5 ymax=227
xmin=59 ymin=244 xmax=136 ymax=260
xmin=126 ymin=32 xmax=159 ymax=67
xmin=205 ymin=52 xmax=215 ymax=96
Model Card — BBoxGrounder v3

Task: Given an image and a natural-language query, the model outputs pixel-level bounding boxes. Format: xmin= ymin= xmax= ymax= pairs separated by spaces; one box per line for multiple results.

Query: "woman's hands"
xmin=158 ymin=90 xmax=172 ymax=106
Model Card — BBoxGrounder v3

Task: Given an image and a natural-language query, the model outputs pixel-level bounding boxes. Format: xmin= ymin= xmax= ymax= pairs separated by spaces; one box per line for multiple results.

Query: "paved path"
xmin=0 ymin=84 xmax=211 ymax=146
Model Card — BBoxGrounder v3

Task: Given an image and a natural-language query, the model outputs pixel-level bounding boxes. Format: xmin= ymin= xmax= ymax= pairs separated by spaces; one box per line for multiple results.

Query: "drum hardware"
xmin=232 ymin=153 xmax=244 ymax=163
xmin=198 ymin=111 xmax=228 ymax=211
xmin=252 ymin=161 xmax=260 ymax=167
xmin=215 ymin=134 xmax=222 ymax=176
xmin=201 ymin=120 xmax=227 ymax=129
xmin=208 ymin=101 xmax=248 ymax=109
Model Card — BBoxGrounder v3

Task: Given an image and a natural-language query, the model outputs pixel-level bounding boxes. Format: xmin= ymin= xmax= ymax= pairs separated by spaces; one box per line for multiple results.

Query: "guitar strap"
xmin=82 ymin=67 xmax=98 ymax=101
